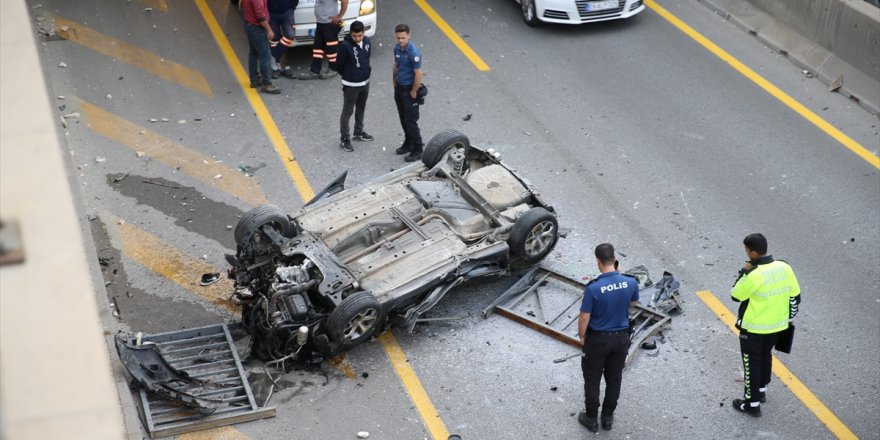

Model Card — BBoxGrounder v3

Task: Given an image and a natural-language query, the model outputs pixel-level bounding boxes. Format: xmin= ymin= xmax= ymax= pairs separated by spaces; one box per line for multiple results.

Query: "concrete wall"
xmin=0 ymin=1 xmax=126 ymax=439
xmin=700 ymin=0 xmax=880 ymax=114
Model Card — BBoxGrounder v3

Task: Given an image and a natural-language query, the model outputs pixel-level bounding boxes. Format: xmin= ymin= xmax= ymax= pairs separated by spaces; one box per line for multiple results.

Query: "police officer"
xmin=577 ymin=243 xmax=639 ymax=433
xmin=392 ymin=23 xmax=424 ymax=162
xmin=731 ymin=233 xmax=801 ymax=417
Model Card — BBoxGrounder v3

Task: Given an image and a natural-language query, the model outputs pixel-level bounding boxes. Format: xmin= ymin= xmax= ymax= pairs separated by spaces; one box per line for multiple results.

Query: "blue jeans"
xmin=269 ymin=8 xmax=296 ymax=62
xmin=245 ymin=23 xmax=272 ymax=85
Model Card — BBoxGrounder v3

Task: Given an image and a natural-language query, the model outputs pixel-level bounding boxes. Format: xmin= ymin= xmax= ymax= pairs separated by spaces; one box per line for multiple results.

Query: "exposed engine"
xmin=229 ymin=242 xmax=329 ymax=363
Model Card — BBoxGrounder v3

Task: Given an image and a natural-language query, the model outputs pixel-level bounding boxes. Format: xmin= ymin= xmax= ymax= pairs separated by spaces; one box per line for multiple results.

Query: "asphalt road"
xmin=27 ymin=0 xmax=879 ymax=438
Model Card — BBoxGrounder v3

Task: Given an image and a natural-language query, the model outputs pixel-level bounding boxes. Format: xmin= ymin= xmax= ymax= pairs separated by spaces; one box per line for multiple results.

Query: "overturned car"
xmin=227 ymin=129 xmax=560 ymax=361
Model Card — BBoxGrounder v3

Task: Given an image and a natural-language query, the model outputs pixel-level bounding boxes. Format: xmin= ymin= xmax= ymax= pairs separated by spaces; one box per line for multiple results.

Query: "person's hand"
xmin=410 ymin=90 xmax=417 ymax=99
xmin=742 ymin=262 xmax=753 ymax=271
xmin=331 ymin=15 xmax=343 ymax=25
xmin=267 ymin=29 xmax=275 ymax=40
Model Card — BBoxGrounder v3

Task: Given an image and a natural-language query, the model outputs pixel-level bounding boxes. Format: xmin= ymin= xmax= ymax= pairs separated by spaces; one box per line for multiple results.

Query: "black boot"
xmin=732 ymin=398 xmax=762 ymax=417
xmin=577 ymin=412 xmax=598 ymax=433
xmin=600 ymin=414 xmax=613 ymax=431
xmin=404 ymin=148 xmax=422 ymax=162
xmin=395 ymin=143 xmax=412 ymax=155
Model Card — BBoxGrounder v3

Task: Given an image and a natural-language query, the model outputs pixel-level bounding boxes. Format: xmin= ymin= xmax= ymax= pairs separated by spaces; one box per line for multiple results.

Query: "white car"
xmin=293 ymin=0 xmax=377 ymax=47
xmin=516 ymin=0 xmax=644 ymax=26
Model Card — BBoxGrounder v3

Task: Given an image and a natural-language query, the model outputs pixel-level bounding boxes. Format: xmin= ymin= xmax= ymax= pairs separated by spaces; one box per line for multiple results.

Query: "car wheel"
xmin=326 ymin=292 xmax=383 ymax=351
xmin=509 ymin=207 xmax=558 ymax=263
xmin=234 ymin=204 xmax=295 ymax=247
xmin=522 ymin=0 xmax=541 ymax=27
xmin=422 ymin=129 xmax=470 ymax=168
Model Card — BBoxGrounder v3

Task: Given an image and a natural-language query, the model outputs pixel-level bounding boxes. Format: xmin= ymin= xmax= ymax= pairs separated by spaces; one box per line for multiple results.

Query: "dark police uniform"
xmin=393 ymin=42 xmax=423 ymax=155
xmin=580 ymin=271 xmax=639 ymax=420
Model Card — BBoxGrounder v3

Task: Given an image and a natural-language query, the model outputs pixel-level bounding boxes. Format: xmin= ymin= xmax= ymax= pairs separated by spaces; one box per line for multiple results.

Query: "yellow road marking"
xmin=144 ymin=0 xmax=169 ymax=13
xmin=379 ymin=332 xmax=450 ymax=440
xmin=55 ymin=17 xmax=212 ymax=96
xmin=645 ymin=0 xmax=880 ymax=170
xmin=696 ymin=290 xmax=858 ymax=440
xmin=194 ymin=0 xmax=315 ymax=200
xmin=412 ymin=0 xmax=490 ymax=72
xmin=81 ymin=99 xmax=268 ymax=206
xmin=178 ymin=426 xmax=251 ymax=440
xmin=114 ymin=212 xmax=238 ymax=314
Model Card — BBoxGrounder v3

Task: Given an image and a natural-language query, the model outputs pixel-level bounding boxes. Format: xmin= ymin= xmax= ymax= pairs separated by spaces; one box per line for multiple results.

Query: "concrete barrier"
xmin=698 ymin=0 xmax=880 ymax=114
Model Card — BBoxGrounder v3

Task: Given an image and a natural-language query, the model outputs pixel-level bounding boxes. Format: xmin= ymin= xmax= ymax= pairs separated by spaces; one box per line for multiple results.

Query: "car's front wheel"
xmin=327 ymin=292 xmax=383 ymax=351
xmin=509 ymin=207 xmax=558 ymax=264
xmin=234 ymin=204 xmax=295 ymax=247
xmin=521 ymin=0 xmax=541 ymax=27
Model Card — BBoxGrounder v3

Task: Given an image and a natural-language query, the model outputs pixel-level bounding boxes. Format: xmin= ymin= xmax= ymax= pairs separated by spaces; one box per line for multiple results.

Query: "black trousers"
xmin=739 ymin=330 xmax=779 ymax=403
xmin=310 ymin=22 xmax=341 ymax=74
xmin=394 ymin=85 xmax=423 ymax=151
xmin=581 ymin=331 xmax=629 ymax=419
xmin=340 ymin=83 xmax=369 ymax=140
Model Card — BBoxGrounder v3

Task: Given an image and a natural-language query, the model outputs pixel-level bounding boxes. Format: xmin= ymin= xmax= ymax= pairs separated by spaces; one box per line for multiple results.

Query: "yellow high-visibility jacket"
xmin=731 ymin=257 xmax=801 ymax=334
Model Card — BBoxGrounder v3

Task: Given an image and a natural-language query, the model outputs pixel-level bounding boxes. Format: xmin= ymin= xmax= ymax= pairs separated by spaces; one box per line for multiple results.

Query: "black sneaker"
xmin=271 ymin=69 xmax=281 ymax=79
xmin=395 ymin=143 xmax=412 ymax=155
xmin=353 ymin=132 xmax=374 ymax=141
xmin=732 ymin=399 xmax=762 ymax=417
xmin=318 ymin=70 xmax=338 ymax=79
xmin=249 ymin=79 xmax=260 ymax=88
xmin=404 ymin=150 xmax=422 ymax=162
xmin=298 ymin=71 xmax=319 ymax=80
xmin=577 ymin=412 xmax=598 ymax=433
xmin=339 ymin=139 xmax=353 ymax=152
xmin=600 ymin=415 xmax=613 ymax=431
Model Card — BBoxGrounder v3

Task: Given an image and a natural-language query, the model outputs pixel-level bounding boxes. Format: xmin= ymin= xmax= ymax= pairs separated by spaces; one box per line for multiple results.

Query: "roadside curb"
xmin=697 ymin=0 xmax=880 ymax=115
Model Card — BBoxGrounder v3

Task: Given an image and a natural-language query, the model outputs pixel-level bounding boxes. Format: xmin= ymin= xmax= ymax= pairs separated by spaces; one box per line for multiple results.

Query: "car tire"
xmin=234 ymin=204 xmax=295 ymax=247
xmin=422 ymin=129 xmax=470 ymax=168
xmin=508 ymin=207 xmax=558 ymax=264
xmin=326 ymin=291 xmax=383 ymax=351
xmin=522 ymin=0 xmax=541 ymax=27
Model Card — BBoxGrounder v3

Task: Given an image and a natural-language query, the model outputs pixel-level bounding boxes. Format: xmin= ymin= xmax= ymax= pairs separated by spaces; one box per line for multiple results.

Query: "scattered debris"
xmin=87 ymin=213 xmax=98 ymax=221
xmin=523 ymin=131 xmax=531 ymax=136
xmin=58 ymin=61 xmax=67 ymax=68
xmin=60 ymin=116 xmax=68 ymax=128
xmin=144 ymin=7 xmax=153 ymax=11
xmin=802 ymin=70 xmax=814 ymax=79
xmin=59 ymin=25 xmax=70 ymax=32
xmin=106 ymin=94 xmax=112 ymax=100
xmin=149 ymin=118 xmax=158 ymax=123
xmin=214 ymin=174 xmax=223 ymax=180
xmin=829 ymin=75 xmax=843 ymax=92
xmin=136 ymin=151 xmax=146 ymax=158
xmin=550 ymin=386 xmax=558 ymax=392
xmin=226 ymin=225 xmax=233 ymax=230
xmin=62 ymin=112 xmax=80 ymax=119
xmin=161 ymin=117 xmax=169 ymax=122
xmin=95 ymin=156 xmax=106 ymax=163
xmin=57 ymin=95 xmax=65 ymax=100
xmin=361 ymin=372 xmax=369 ymax=378
xmin=178 ymin=119 xmax=186 ymax=124
xmin=200 ymin=272 xmax=221 ymax=286
xmin=463 ymin=113 xmax=472 ymax=121
xmin=143 ymin=180 xmax=180 ymax=189
xmin=0 ymin=219 xmax=26 ymax=266
xmin=117 ymin=219 xmax=126 ymax=225
xmin=357 ymin=432 xmax=370 ymax=439
xmin=113 ymin=173 xmax=129 ymax=183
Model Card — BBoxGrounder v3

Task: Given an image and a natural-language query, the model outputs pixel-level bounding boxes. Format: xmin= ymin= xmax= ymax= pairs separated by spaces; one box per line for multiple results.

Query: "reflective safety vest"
xmin=731 ymin=260 xmax=800 ymax=334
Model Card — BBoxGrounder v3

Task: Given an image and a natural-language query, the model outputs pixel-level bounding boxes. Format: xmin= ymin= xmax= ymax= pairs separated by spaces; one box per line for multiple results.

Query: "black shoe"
xmin=353 ymin=132 xmax=374 ymax=141
xmin=298 ymin=71 xmax=319 ymax=80
xmin=271 ymin=69 xmax=281 ymax=79
xmin=280 ymin=68 xmax=296 ymax=79
xmin=339 ymin=139 xmax=353 ymax=152
xmin=600 ymin=415 xmax=613 ymax=431
xmin=732 ymin=399 xmax=762 ymax=417
xmin=249 ymin=79 xmax=260 ymax=88
xmin=404 ymin=150 xmax=422 ymax=162
xmin=577 ymin=412 xmax=598 ymax=433
xmin=395 ymin=144 xmax=412 ymax=155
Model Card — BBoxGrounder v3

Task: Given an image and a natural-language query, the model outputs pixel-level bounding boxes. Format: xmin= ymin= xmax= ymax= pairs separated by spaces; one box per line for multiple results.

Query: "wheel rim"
xmin=524 ymin=221 xmax=556 ymax=257
xmin=343 ymin=308 xmax=378 ymax=340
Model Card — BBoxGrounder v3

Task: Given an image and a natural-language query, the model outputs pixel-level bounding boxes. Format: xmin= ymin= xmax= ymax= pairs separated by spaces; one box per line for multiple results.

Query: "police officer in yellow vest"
xmin=731 ymin=233 xmax=801 ymax=417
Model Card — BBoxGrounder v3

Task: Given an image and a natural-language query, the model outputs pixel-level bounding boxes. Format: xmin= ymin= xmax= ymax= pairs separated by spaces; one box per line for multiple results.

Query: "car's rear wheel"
xmin=422 ymin=129 xmax=470 ymax=168
xmin=327 ymin=292 xmax=383 ymax=351
xmin=522 ymin=0 xmax=541 ymax=27
xmin=234 ymin=204 xmax=295 ymax=247
xmin=509 ymin=207 xmax=558 ymax=263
